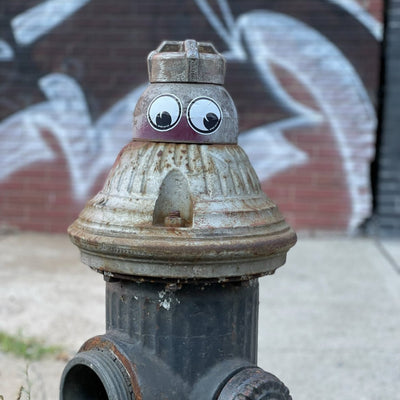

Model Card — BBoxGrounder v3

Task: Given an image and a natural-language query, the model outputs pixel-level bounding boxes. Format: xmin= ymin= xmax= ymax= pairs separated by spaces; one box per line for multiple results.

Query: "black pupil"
xmin=156 ymin=111 xmax=172 ymax=128
xmin=203 ymin=113 xmax=219 ymax=131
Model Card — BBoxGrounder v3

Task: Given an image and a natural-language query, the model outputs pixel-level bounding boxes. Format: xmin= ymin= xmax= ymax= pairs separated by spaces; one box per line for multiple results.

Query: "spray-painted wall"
xmin=0 ymin=0 xmax=382 ymax=232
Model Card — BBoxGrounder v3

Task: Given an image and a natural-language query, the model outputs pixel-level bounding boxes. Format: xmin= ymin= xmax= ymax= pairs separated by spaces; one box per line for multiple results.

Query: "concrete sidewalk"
xmin=0 ymin=232 xmax=399 ymax=399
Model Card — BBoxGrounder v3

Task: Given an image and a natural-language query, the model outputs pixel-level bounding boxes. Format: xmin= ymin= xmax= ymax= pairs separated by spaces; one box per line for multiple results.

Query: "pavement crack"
xmin=374 ymin=238 xmax=400 ymax=275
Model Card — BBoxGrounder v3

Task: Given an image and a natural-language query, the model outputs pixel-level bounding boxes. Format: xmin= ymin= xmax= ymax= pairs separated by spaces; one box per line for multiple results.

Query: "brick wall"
xmin=0 ymin=0 xmax=383 ymax=233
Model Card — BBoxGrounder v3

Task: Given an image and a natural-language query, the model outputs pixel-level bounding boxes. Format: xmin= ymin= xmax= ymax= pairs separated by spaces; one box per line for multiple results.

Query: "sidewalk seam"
xmin=374 ymin=238 xmax=400 ymax=275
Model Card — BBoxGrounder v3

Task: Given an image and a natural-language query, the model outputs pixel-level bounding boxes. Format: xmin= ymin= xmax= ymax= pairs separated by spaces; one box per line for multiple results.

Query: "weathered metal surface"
xmin=217 ymin=367 xmax=293 ymax=400
xmin=140 ymin=40 xmax=232 ymax=143
xmin=75 ymin=334 xmax=190 ymax=400
xmin=68 ymin=141 xmax=296 ymax=279
xmin=60 ymin=344 xmax=136 ymax=400
xmin=78 ymin=336 xmax=141 ymax=400
xmin=61 ymin=40 xmax=295 ymax=399
xmin=105 ymin=279 xmax=258 ymax=384
xmin=69 ymin=39 xmax=296 ymax=279
xmin=133 ymin=83 xmax=238 ymax=144
xmin=148 ymin=39 xmax=225 ymax=84
xmin=61 ymin=280 xmax=263 ymax=400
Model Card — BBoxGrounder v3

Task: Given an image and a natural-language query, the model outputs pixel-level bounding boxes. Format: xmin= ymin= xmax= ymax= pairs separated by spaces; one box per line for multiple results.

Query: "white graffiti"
xmin=195 ymin=0 xmax=322 ymax=179
xmin=0 ymin=106 xmax=54 ymax=180
xmin=194 ymin=0 xmax=246 ymax=60
xmin=0 ymin=0 xmax=379 ymax=231
xmin=11 ymin=0 xmax=90 ymax=46
xmin=196 ymin=0 xmax=376 ymax=231
xmin=0 ymin=73 xmax=145 ymax=199
xmin=328 ymin=0 xmax=383 ymax=39
xmin=237 ymin=11 xmax=376 ymax=231
xmin=0 ymin=40 xmax=14 ymax=61
xmin=238 ymin=126 xmax=309 ymax=183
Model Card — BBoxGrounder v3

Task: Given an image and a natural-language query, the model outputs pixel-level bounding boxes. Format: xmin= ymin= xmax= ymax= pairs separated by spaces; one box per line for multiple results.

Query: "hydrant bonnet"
xmin=68 ymin=40 xmax=296 ymax=281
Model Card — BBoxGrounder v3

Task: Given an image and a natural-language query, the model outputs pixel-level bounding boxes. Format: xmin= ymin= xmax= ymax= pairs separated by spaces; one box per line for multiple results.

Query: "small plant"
xmin=15 ymin=365 xmax=32 ymax=400
xmin=0 ymin=330 xmax=63 ymax=361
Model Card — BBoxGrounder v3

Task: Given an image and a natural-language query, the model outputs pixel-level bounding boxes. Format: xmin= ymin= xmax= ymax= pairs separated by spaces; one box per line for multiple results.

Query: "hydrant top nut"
xmin=148 ymin=39 xmax=226 ymax=84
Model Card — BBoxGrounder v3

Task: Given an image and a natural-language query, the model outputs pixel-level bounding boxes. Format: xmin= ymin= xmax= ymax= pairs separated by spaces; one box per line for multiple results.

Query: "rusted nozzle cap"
xmin=148 ymin=39 xmax=226 ymax=84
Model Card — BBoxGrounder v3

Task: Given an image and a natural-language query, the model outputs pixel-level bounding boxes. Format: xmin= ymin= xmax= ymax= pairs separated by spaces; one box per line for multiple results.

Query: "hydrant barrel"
xmin=105 ymin=279 xmax=259 ymax=385
xmin=61 ymin=39 xmax=296 ymax=400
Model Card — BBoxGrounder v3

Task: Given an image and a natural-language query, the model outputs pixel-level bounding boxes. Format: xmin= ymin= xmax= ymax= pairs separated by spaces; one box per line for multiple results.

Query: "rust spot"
xmin=164 ymin=211 xmax=184 ymax=227
xmin=157 ymin=150 xmax=163 ymax=157
xmin=80 ymin=336 xmax=142 ymax=400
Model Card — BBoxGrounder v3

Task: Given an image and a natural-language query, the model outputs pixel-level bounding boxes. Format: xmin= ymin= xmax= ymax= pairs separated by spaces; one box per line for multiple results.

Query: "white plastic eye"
xmin=187 ymin=97 xmax=222 ymax=135
xmin=147 ymin=94 xmax=182 ymax=131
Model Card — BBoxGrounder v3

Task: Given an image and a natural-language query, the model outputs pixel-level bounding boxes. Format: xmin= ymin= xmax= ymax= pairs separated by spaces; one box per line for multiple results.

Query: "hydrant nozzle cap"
xmin=147 ymin=39 xmax=226 ymax=84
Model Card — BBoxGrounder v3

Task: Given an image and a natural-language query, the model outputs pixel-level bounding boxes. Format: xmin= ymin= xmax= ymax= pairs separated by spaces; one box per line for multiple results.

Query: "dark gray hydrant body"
xmin=60 ymin=40 xmax=296 ymax=400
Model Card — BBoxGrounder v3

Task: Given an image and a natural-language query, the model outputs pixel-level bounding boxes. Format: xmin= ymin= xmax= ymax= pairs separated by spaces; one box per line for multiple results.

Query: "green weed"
xmin=0 ymin=330 xmax=63 ymax=361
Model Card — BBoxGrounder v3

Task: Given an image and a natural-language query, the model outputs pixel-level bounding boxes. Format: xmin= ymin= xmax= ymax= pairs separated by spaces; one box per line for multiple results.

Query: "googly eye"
xmin=187 ymin=97 xmax=222 ymax=135
xmin=148 ymin=94 xmax=182 ymax=131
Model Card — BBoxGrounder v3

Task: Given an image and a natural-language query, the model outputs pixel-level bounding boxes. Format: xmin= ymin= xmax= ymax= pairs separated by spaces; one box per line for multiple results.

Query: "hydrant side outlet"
xmin=61 ymin=39 xmax=295 ymax=400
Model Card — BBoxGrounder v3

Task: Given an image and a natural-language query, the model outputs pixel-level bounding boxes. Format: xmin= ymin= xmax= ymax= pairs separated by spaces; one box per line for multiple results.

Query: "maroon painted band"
xmin=133 ymin=118 xmax=236 ymax=144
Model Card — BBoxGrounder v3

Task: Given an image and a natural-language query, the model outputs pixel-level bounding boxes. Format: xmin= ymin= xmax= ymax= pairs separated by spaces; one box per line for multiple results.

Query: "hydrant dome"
xmin=68 ymin=141 xmax=296 ymax=280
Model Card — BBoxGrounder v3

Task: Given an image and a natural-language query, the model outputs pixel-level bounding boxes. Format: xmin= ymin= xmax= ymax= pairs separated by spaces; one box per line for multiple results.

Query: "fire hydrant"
xmin=60 ymin=40 xmax=296 ymax=400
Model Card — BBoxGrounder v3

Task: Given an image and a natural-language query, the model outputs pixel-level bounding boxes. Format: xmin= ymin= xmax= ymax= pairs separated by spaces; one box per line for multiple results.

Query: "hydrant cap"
xmin=148 ymin=39 xmax=226 ymax=84
xmin=133 ymin=40 xmax=237 ymax=144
